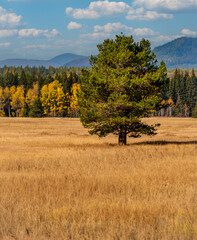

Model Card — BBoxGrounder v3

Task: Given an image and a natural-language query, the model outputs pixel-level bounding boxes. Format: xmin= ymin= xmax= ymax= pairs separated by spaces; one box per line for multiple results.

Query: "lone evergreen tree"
xmin=78 ymin=34 xmax=168 ymax=145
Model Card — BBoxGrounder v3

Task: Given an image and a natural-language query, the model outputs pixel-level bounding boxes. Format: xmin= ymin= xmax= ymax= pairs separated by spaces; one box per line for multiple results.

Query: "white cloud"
xmin=80 ymin=32 xmax=112 ymax=40
xmin=133 ymin=0 xmax=197 ymax=11
xmin=67 ymin=21 xmax=82 ymax=30
xmin=150 ymin=34 xmax=183 ymax=42
xmin=19 ymin=29 xmax=47 ymax=37
xmin=181 ymin=29 xmax=197 ymax=36
xmin=18 ymin=28 xmax=59 ymax=38
xmin=24 ymin=44 xmax=52 ymax=49
xmin=80 ymin=23 xmax=158 ymax=42
xmin=93 ymin=22 xmax=157 ymax=36
xmin=133 ymin=28 xmax=157 ymax=36
xmin=94 ymin=22 xmax=132 ymax=33
xmin=66 ymin=0 xmax=130 ymax=19
xmin=127 ymin=8 xmax=173 ymax=20
xmin=66 ymin=1 xmax=173 ymax=21
xmin=45 ymin=29 xmax=60 ymax=38
xmin=0 ymin=28 xmax=59 ymax=39
xmin=0 ymin=29 xmax=18 ymax=38
xmin=0 ymin=6 xmax=22 ymax=28
xmin=0 ymin=42 xmax=11 ymax=47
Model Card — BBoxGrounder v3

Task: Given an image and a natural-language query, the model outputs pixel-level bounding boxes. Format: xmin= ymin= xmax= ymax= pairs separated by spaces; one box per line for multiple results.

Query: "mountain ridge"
xmin=0 ymin=53 xmax=90 ymax=68
xmin=49 ymin=53 xmax=87 ymax=66
xmin=0 ymin=37 xmax=197 ymax=69
xmin=0 ymin=59 xmax=60 ymax=68
xmin=153 ymin=37 xmax=197 ymax=69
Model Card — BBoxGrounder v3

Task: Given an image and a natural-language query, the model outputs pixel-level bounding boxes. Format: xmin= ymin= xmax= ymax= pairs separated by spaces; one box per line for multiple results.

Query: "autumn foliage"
xmin=0 ymin=80 xmax=80 ymax=117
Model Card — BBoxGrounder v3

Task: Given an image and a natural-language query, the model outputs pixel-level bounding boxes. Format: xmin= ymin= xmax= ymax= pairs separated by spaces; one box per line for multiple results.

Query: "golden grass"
xmin=0 ymin=117 xmax=197 ymax=240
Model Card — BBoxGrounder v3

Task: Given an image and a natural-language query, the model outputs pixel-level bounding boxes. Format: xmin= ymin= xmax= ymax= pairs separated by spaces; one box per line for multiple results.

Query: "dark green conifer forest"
xmin=0 ymin=65 xmax=196 ymax=118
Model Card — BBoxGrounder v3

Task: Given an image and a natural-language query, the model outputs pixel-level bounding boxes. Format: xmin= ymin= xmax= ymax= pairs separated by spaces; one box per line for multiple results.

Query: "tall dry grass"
xmin=0 ymin=117 xmax=196 ymax=240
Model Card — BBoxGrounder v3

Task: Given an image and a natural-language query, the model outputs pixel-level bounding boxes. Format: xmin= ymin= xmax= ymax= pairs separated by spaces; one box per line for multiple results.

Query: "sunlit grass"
xmin=0 ymin=117 xmax=196 ymax=239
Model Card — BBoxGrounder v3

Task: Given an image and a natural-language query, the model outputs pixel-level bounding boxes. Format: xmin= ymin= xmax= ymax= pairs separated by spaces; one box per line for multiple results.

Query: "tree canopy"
xmin=78 ymin=34 xmax=168 ymax=145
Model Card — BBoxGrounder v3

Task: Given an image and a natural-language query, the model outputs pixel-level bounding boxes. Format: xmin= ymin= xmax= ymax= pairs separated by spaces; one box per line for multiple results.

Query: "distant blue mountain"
xmin=2 ymin=37 xmax=197 ymax=70
xmin=0 ymin=59 xmax=60 ymax=68
xmin=153 ymin=37 xmax=197 ymax=69
xmin=0 ymin=53 xmax=90 ymax=68
xmin=65 ymin=56 xmax=90 ymax=68
xmin=49 ymin=53 xmax=86 ymax=66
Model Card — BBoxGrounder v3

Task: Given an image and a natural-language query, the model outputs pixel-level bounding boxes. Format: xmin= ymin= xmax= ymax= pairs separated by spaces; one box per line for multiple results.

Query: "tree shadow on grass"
xmin=131 ymin=140 xmax=197 ymax=146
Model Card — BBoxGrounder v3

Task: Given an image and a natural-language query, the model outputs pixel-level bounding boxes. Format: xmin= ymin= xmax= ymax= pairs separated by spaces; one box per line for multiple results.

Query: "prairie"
xmin=0 ymin=117 xmax=196 ymax=240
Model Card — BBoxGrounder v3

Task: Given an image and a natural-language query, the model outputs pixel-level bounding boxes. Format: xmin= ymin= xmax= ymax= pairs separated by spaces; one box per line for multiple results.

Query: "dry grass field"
xmin=0 ymin=117 xmax=196 ymax=240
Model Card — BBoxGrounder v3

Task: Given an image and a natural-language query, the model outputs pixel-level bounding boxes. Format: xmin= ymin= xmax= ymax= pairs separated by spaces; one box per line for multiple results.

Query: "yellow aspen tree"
xmin=10 ymin=86 xmax=16 ymax=96
xmin=33 ymin=82 xmax=39 ymax=96
xmin=4 ymin=87 xmax=11 ymax=117
xmin=8 ymin=66 xmax=14 ymax=74
xmin=11 ymin=86 xmax=25 ymax=117
xmin=41 ymin=84 xmax=50 ymax=116
xmin=41 ymin=80 xmax=68 ymax=117
xmin=57 ymin=86 xmax=69 ymax=117
xmin=167 ymin=97 xmax=174 ymax=117
xmin=48 ymin=80 xmax=67 ymax=117
xmin=52 ymin=73 xmax=57 ymax=80
xmin=26 ymin=82 xmax=39 ymax=108
xmin=0 ymin=87 xmax=5 ymax=117
xmin=10 ymin=86 xmax=16 ymax=95
xmin=48 ymin=81 xmax=57 ymax=117
xmin=69 ymin=83 xmax=80 ymax=117
xmin=9 ymin=86 xmax=16 ymax=117
xmin=167 ymin=98 xmax=174 ymax=106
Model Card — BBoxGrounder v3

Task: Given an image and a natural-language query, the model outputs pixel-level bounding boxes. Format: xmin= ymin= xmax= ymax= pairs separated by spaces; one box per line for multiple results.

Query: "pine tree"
xmin=179 ymin=71 xmax=186 ymax=105
xmin=169 ymin=74 xmax=176 ymax=104
xmin=4 ymin=87 xmax=11 ymax=117
xmin=174 ymin=69 xmax=181 ymax=103
xmin=66 ymin=72 xmax=73 ymax=95
xmin=29 ymin=97 xmax=44 ymax=118
xmin=19 ymin=69 xmax=27 ymax=89
xmin=40 ymin=84 xmax=50 ymax=116
xmin=0 ymin=86 xmax=5 ymax=116
xmin=26 ymin=82 xmax=39 ymax=109
xmin=190 ymin=69 xmax=197 ymax=111
xmin=78 ymin=34 xmax=168 ymax=145
xmin=192 ymin=101 xmax=197 ymax=118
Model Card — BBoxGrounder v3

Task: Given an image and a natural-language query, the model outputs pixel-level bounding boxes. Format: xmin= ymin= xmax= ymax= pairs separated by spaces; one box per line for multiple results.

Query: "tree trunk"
xmin=53 ymin=104 xmax=56 ymax=117
xmin=8 ymin=103 xmax=11 ymax=117
xmin=118 ymin=130 xmax=127 ymax=145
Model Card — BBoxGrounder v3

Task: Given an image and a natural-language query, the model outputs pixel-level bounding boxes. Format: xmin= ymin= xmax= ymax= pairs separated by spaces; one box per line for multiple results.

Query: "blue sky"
xmin=0 ymin=0 xmax=197 ymax=60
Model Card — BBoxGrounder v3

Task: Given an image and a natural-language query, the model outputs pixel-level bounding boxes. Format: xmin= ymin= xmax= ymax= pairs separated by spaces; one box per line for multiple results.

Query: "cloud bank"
xmin=0 ymin=6 xmax=22 ymax=28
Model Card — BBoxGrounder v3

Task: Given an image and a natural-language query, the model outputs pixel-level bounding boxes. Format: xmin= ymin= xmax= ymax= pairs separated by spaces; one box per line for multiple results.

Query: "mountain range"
xmin=0 ymin=37 xmax=196 ymax=69
xmin=0 ymin=53 xmax=91 ymax=68
xmin=153 ymin=37 xmax=197 ymax=69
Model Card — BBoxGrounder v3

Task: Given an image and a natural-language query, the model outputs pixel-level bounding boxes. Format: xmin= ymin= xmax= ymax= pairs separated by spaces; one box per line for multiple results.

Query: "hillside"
xmin=154 ymin=37 xmax=197 ymax=69
xmin=0 ymin=53 xmax=90 ymax=68
xmin=1 ymin=37 xmax=197 ymax=69
xmin=49 ymin=53 xmax=86 ymax=66
xmin=65 ymin=56 xmax=90 ymax=68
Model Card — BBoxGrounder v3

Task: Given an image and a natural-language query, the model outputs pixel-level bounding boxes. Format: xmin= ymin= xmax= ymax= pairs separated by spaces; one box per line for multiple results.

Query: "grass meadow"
xmin=0 ymin=117 xmax=197 ymax=240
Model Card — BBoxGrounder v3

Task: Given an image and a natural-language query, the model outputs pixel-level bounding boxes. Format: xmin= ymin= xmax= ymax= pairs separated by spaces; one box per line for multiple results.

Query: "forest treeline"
xmin=0 ymin=66 xmax=196 ymax=118
xmin=0 ymin=66 xmax=80 ymax=118
xmin=154 ymin=69 xmax=197 ymax=117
